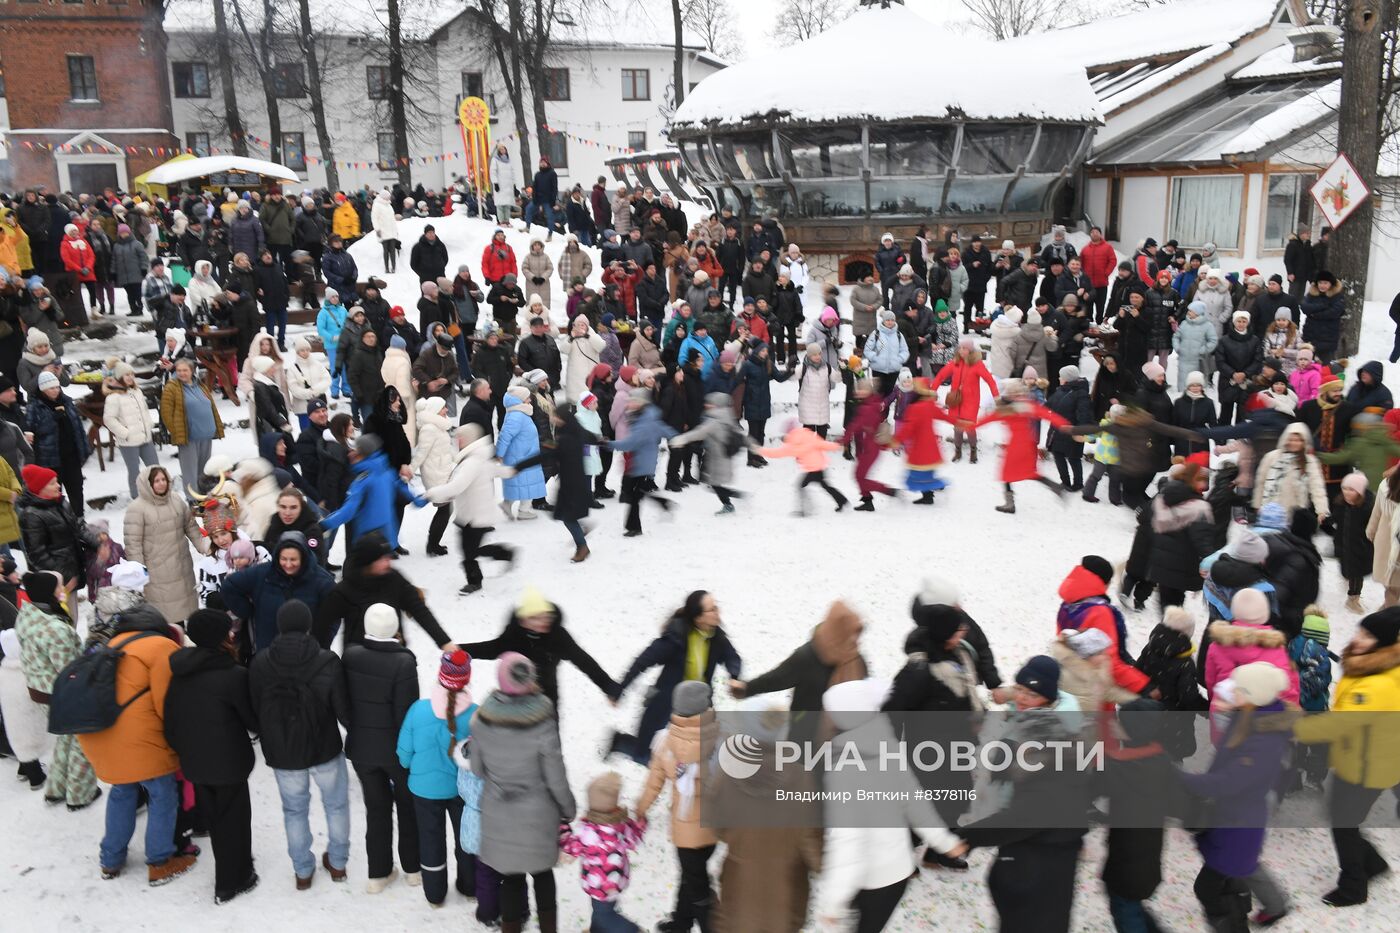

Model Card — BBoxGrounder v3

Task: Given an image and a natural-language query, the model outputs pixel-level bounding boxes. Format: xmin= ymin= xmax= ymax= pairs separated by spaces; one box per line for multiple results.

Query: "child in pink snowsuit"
xmin=757 ymin=421 xmax=849 ymax=514
xmin=559 ymin=771 xmax=647 ymax=932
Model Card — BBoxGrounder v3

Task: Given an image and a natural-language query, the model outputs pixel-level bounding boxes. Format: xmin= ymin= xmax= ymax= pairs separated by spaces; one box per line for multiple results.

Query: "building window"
xmin=378 ymin=133 xmax=397 ymax=169
xmin=67 ymin=55 xmax=99 ymax=102
xmin=1168 ymin=175 xmax=1243 ymax=250
xmin=185 ymin=132 xmax=211 ymax=156
xmin=541 ymin=130 xmax=568 ymax=169
xmin=172 ymin=62 xmax=210 ymax=99
xmin=281 ymin=133 xmax=306 ymax=172
xmin=627 ymin=130 xmax=646 ymax=151
xmin=542 ymin=68 xmax=570 ymax=101
xmin=462 ymin=71 xmax=483 ymax=99
xmin=273 ymin=63 xmax=306 ymax=99
xmin=366 ymin=65 xmax=390 ymax=100
xmin=1263 ymin=173 xmax=1314 ymax=249
xmin=621 ymin=68 xmax=650 ymax=101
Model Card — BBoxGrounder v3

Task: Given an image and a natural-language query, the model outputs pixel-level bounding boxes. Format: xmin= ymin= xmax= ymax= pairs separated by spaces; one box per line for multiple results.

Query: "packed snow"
xmin=1232 ymin=40 xmax=1344 ymax=81
xmin=1219 ymin=80 xmax=1341 ymax=159
xmin=2 ymin=213 xmax=1399 ymax=930
xmin=671 ymin=6 xmax=1100 ymax=129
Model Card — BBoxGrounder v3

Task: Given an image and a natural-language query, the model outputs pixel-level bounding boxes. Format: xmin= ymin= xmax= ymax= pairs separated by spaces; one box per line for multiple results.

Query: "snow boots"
xmin=914 ymin=491 xmax=935 ymax=506
xmin=855 ymin=495 xmax=875 ymax=512
xmin=969 ymin=440 xmax=979 ymax=464
xmin=996 ymin=487 xmax=1016 ymax=514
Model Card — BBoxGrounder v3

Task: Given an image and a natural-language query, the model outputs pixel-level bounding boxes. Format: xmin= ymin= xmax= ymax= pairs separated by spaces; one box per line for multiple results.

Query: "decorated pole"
xmin=459 ymin=96 xmax=493 ymax=219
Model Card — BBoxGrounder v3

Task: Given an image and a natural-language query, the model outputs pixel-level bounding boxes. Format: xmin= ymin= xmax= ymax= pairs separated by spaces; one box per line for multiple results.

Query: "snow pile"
xmin=1003 ymin=0 xmax=1279 ymax=69
xmin=1233 ymin=41 xmax=1344 ymax=80
xmin=673 ymin=6 xmax=1100 ymax=128
xmin=1097 ymin=43 xmax=1231 ymax=113
xmin=143 ymin=156 xmax=303 ymax=186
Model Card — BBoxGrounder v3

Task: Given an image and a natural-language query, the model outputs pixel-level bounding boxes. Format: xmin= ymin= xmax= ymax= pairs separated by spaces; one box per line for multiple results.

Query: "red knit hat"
xmin=21 ymin=464 xmax=56 ymax=497
xmin=438 ymin=649 xmax=472 ymax=690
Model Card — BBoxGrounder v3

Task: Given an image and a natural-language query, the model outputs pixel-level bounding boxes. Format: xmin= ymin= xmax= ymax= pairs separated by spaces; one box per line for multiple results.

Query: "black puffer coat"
xmin=1090 ymin=352 xmax=1136 ymax=418
xmin=1171 ymin=393 xmax=1216 ymax=457
xmin=248 ymin=628 xmax=349 ymax=770
xmin=1214 ymin=327 xmax=1262 ymax=397
xmin=18 ymin=491 xmax=97 ymax=582
xmin=1046 ymin=378 xmax=1093 ymax=456
xmin=461 ymin=605 xmax=618 ymax=709
xmin=342 ymin=638 xmax=419 ymax=768
xmin=164 ymin=645 xmax=257 ymax=785
xmin=1147 ymin=481 xmax=1215 ymax=591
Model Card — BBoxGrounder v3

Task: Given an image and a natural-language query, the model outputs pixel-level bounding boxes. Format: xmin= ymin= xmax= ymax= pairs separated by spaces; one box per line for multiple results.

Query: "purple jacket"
xmin=1178 ymin=702 xmax=1290 ymax=877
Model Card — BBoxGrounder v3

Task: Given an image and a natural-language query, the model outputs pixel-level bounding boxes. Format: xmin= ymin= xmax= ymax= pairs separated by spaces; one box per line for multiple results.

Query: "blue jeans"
xmin=265 ymin=305 xmax=288 ymax=348
xmin=1108 ymin=893 xmax=1160 ymax=933
xmin=562 ymin=518 xmax=587 ymax=549
xmin=454 ymin=333 xmax=473 ymax=380
xmin=273 ymin=755 xmax=351 ymax=879
xmin=576 ymin=228 xmax=594 ymax=247
xmin=524 ymin=201 xmax=558 ymax=235
xmin=101 ymin=772 xmax=178 ymax=869
xmin=591 ymin=899 xmax=640 ymax=932
xmin=327 ymin=348 xmax=348 ymax=398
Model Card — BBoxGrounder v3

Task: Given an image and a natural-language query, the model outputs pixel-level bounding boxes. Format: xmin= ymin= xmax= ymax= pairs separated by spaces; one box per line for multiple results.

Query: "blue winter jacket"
xmin=496 ymin=407 xmax=546 ymax=500
xmin=320 ymin=450 xmax=425 ymax=548
xmin=609 ymin=404 xmax=676 ymax=476
xmin=739 ymin=352 xmax=789 ymax=421
xmin=678 ymin=333 xmax=719 ymax=377
xmin=317 ymin=301 xmax=347 ymax=364
xmin=321 ymin=247 xmax=359 ymax=300
xmin=221 ymin=531 xmax=336 ymax=652
xmin=863 ymin=322 xmax=908 ymax=373
xmin=27 ymin=395 xmax=90 ymax=470
xmin=397 ymin=695 xmax=476 ymax=800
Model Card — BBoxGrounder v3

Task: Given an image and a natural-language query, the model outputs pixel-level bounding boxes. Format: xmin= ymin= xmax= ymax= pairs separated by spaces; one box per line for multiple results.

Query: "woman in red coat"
xmin=60 ymin=224 xmax=97 ymax=284
xmin=892 ymin=378 xmax=957 ymax=505
xmin=975 ymin=382 xmax=1069 ymax=514
xmin=480 ymin=228 xmax=518 ymax=285
xmin=930 ymin=336 xmax=999 ymax=462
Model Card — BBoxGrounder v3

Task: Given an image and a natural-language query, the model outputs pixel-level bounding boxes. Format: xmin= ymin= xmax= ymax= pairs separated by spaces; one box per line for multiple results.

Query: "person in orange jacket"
xmin=974 ymin=382 xmax=1069 ymax=514
xmin=756 ymin=419 xmax=849 ymax=515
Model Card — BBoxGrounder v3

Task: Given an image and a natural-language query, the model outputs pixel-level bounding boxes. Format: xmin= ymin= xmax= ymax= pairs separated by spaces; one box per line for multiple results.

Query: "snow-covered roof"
xmin=1092 ymin=43 xmax=1231 ymax=115
xmin=163 ymin=0 xmax=460 ymax=40
xmin=1232 ymin=40 xmax=1342 ymax=80
xmin=144 ymin=156 xmax=302 ymax=185
xmin=1218 ymin=80 xmax=1339 ymax=157
xmin=1002 ymin=0 xmax=1281 ymax=70
xmin=672 ymin=6 xmax=1099 ymax=130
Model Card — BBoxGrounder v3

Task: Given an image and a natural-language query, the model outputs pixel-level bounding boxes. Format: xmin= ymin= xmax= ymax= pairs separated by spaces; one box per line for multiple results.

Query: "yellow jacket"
xmin=333 ymin=202 xmax=361 ymax=239
xmin=0 ymin=210 xmax=29 ymax=274
xmin=1294 ymin=643 xmax=1400 ymax=788
xmin=0 ymin=456 xmax=20 ymax=544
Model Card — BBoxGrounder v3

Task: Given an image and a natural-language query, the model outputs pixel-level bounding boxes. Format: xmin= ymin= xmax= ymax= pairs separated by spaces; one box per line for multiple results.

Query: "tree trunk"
xmin=211 ymin=0 xmax=248 ymax=157
xmin=259 ymin=1 xmax=282 ymax=162
xmin=387 ymin=0 xmax=412 ymax=188
xmin=296 ymin=0 xmax=339 ymax=190
xmin=672 ymin=0 xmax=686 ymax=106
xmin=1334 ymin=0 xmax=1390 ymax=356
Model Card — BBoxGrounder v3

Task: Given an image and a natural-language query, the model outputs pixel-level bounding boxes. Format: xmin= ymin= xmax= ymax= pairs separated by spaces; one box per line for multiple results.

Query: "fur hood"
xmin=1151 ymin=493 xmax=1212 ymax=533
xmin=1207 ymin=620 xmax=1286 ymax=650
xmin=1308 ymin=279 xmax=1344 ymax=299
xmin=1341 ymin=641 xmax=1400 ymax=678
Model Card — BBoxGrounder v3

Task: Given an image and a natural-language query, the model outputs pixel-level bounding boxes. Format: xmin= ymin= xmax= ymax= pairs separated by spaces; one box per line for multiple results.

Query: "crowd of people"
xmin=0 ymin=176 xmax=1397 ymax=933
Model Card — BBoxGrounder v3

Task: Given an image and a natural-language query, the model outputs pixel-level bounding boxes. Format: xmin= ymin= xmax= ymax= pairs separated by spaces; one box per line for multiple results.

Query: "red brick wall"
xmin=0 ymin=1 xmax=176 ymax=190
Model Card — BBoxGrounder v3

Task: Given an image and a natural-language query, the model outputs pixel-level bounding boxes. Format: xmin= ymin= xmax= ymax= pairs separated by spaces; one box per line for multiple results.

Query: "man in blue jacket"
xmin=221 ymin=532 xmax=336 ymax=655
xmin=678 ymin=321 xmax=719 ymax=378
xmin=320 ymin=435 xmax=426 ymax=549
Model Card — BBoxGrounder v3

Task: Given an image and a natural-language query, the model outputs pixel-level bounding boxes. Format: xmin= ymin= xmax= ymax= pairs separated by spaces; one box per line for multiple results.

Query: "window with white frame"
xmin=377 ymin=133 xmax=397 ymax=169
xmin=628 ymin=130 xmax=646 ymax=151
xmin=185 ymin=132 xmax=211 ymax=156
xmin=172 ymin=62 xmax=210 ymax=98
xmin=1168 ymin=175 xmax=1243 ymax=250
xmin=621 ymin=68 xmax=650 ymax=101
xmin=366 ymin=65 xmax=391 ymax=100
xmin=1263 ymin=173 xmax=1314 ymax=249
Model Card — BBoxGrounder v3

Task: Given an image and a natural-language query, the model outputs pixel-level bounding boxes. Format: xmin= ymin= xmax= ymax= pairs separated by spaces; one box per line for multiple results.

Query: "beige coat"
xmin=565 ymin=329 xmax=606 ymax=403
xmin=1050 ymin=635 xmax=1141 ymax=711
xmin=102 ymin=385 xmax=154 ymax=448
xmin=380 ymin=346 xmax=416 ymax=438
xmin=123 ymin=465 xmax=207 ymax=625
xmin=521 ymin=248 xmax=554 ymax=309
xmin=1367 ymin=491 xmax=1400 ymax=587
xmin=1253 ymin=424 xmax=1329 ymax=519
xmin=637 ymin=712 xmax=718 ymax=849
xmin=412 ymin=404 xmax=456 ymax=489
xmin=237 ymin=334 xmax=292 ymax=432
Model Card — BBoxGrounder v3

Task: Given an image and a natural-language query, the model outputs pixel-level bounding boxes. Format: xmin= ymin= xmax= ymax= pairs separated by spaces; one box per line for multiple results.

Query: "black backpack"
xmin=260 ymin=661 xmax=326 ymax=759
xmin=723 ymin=422 xmax=745 ymax=458
xmin=47 ymin=631 xmax=165 ymax=735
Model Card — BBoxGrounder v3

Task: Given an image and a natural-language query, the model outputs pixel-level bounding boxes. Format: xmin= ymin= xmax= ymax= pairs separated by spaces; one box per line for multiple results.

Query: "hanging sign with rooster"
xmin=1311 ymin=152 xmax=1370 ymax=230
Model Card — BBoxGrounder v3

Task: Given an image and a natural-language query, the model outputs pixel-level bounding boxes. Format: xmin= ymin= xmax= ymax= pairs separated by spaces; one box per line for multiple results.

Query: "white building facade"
xmin=162 ymin=2 xmax=724 ymax=195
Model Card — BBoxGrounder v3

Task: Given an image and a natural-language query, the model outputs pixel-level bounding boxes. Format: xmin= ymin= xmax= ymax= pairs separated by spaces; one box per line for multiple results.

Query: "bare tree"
xmin=386 ymin=0 xmax=413 ymax=187
xmin=211 ymin=0 xmax=249 ymax=156
xmin=476 ymin=0 xmax=534 ymax=168
xmin=229 ymin=0 xmax=287 ymax=163
xmin=671 ymin=0 xmax=686 ymax=107
xmin=683 ymin=0 xmax=744 ymax=60
xmin=960 ymin=0 xmax=1055 ymax=40
xmin=294 ymin=0 xmax=339 ymax=190
xmin=768 ymin=0 xmax=853 ymax=44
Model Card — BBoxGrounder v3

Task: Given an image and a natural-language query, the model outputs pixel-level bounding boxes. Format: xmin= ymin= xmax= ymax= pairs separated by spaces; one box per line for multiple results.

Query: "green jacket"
xmin=259 ymin=198 xmax=296 ymax=247
xmin=1318 ymin=426 xmax=1400 ymax=491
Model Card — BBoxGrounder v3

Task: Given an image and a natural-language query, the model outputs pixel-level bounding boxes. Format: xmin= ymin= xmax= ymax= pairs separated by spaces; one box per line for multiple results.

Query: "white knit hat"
xmin=364 ymin=603 xmax=400 ymax=641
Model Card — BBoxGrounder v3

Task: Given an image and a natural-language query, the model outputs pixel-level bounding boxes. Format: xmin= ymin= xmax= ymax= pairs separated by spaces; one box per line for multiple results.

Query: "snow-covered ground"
xmin=3 ymin=215 xmax=1399 ymax=930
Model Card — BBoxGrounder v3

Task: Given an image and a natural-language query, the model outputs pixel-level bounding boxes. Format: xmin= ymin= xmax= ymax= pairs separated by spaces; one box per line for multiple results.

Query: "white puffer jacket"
xmin=426 ymin=433 xmax=515 ymax=527
xmin=413 ymin=402 xmax=456 ymax=489
xmin=380 ymin=346 xmax=417 ymax=438
xmin=287 ymin=350 xmax=331 ymax=414
xmin=371 ymin=193 xmax=399 ymax=242
xmin=233 ymin=459 xmax=282 ymax=542
xmin=103 ymin=385 xmax=154 ymax=447
xmin=987 ymin=313 xmax=1022 ymax=380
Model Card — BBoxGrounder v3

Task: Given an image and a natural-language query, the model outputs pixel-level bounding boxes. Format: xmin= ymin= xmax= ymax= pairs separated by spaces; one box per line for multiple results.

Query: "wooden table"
xmin=192 ymin=326 xmax=240 ymax=402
